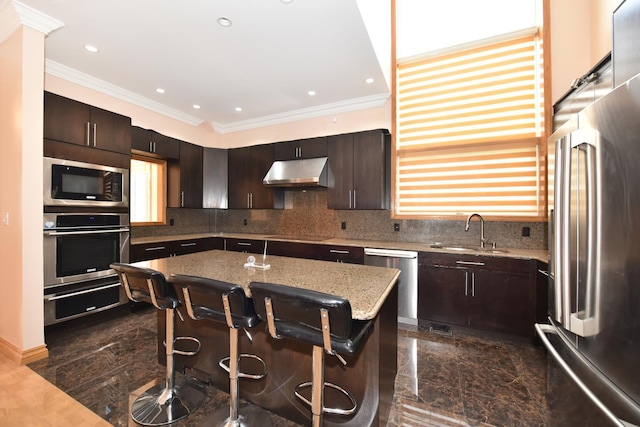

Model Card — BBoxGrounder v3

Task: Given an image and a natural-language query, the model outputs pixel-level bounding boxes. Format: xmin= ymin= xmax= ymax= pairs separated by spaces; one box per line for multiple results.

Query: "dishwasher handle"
xmin=364 ymin=248 xmax=418 ymax=258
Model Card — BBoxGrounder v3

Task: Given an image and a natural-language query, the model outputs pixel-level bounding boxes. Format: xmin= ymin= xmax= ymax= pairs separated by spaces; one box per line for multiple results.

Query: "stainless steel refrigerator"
xmin=537 ymin=73 xmax=640 ymax=426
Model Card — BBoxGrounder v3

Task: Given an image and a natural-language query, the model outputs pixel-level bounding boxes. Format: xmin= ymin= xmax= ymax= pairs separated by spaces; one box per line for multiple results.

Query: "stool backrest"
xmin=170 ymin=274 xmax=259 ymax=329
xmin=249 ymin=282 xmax=353 ymax=342
xmin=110 ymin=262 xmax=177 ymax=310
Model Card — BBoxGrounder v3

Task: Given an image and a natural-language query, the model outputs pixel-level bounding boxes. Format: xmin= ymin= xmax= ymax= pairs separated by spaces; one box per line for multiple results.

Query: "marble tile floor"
xmin=28 ymin=306 xmax=548 ymax=426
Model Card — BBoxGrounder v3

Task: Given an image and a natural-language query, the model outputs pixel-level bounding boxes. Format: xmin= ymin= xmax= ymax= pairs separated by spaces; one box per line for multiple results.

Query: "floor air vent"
xmin=428 ymin=323 xmax=452 ymax=336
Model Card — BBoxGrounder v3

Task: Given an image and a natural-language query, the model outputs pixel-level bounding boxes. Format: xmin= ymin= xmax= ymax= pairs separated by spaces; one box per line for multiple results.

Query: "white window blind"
xmin=395 ymin=31 xmax=545 ymax=218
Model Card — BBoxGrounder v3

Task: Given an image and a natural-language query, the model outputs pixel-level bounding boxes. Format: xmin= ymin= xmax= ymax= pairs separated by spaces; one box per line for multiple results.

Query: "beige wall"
xmin=45 ymin=75 xmax=223 ymax=148
xmin=218 ymin=100 xmax=392 ymax=149
xmin=0 ymin=26 xmax=46 ymax=356
xmin=549 ymin=0 xmax=622 ymax=103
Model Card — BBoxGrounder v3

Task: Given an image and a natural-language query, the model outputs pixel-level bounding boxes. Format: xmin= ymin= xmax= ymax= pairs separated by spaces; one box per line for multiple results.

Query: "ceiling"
xmin=16 ymin=0 xmax=390 ymax=133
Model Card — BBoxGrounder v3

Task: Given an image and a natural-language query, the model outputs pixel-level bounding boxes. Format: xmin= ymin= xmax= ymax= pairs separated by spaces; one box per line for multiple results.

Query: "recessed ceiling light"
xmin=280 ymin=0 xmax=294 ymax=3
xmin=156 ymin=88 xmax=165 ymax=94
xmin=217 ymin=17 xmax=232 ymax=27
xmin=193 ymin=104 xmax=201 ymax=109
xmin=235 ymin=107 xmax=243 ymax=112
xmin=84 ymin=44 xmax=98 ymax=53
xmin=365 ymin=77 xmax=374 ymax=84
xmin=307 ymin=90 xmax=316 ymax=96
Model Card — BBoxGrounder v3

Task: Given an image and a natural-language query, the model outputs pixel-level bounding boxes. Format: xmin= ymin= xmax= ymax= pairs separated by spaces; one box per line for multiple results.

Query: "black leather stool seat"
xmin=249 ymin=281 xmax=374 ymax=426
xmin=112 ymin=263 xmax=180 ymax=309
xmin=170 ymin=274 xmax=259 ymax=329
xmin=110 ymin=263 xmax=205 ymax=426
xmin=170 ymin=275 xmax=271 ymax=427
xmin=249 ymin=282 xmax=374 ymax=354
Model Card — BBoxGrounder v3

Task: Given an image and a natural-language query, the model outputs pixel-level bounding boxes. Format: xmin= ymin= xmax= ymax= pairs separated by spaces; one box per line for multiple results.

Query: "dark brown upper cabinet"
xmin=327 ymin=129 xmax=390 ymax=210
xmin=273 ymin=136 xmax=328 ymax=160
xmin=44 ymin=91 xmax=131 ymax=155
xmin=228 ymin=144 xmax=283 ymax=209
xmin=168 ymin=141 xmax=203 ymax=208
xmin=131 ymin=126 xmax=180 ymax=159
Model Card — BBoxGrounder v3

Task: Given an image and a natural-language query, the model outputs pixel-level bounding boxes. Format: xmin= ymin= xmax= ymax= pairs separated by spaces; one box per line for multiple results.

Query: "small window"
xmin=130 ymin=155 xmax=166 ymax=225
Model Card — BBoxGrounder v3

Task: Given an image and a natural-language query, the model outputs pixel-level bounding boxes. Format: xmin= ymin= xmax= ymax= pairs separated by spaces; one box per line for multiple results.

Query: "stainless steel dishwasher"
xmin=364 ymin=248 xmax=418 ymax=325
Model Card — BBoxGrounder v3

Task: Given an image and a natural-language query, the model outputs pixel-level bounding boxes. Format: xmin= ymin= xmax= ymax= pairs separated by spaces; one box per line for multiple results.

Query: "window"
xmin=130 ymin=155 xmax=166 ymax=225
xmin=393 ymin=1 xmax=548 ymax=220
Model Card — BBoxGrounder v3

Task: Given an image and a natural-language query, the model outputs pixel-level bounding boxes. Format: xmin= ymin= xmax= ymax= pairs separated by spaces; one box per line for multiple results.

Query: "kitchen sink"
xmin=429 ymin=244 xmax=508 ymax=254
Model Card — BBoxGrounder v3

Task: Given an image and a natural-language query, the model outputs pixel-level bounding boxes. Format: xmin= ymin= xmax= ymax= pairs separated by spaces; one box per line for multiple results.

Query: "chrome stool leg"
xmin=130 ymin=307 xmax=206 ymax=426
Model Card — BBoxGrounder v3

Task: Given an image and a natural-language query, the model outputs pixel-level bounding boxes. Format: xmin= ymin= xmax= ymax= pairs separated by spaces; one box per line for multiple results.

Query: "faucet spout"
xmin=465 ymin=213 xmax=486 ymax=248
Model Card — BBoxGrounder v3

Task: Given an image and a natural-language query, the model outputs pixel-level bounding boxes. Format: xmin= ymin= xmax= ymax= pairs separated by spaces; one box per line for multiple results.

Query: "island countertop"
xmin=135 ymin=249 xmax=400 ymax=320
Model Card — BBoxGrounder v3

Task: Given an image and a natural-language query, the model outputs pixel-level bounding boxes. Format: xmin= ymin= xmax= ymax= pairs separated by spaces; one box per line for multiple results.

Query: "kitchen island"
xmin=135 ymin=250 xmax=400 ymax=426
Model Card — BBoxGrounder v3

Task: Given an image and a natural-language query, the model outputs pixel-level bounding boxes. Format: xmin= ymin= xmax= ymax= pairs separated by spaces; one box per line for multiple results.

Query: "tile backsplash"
xmin=132 ymin=188 xmax=547 ymax=250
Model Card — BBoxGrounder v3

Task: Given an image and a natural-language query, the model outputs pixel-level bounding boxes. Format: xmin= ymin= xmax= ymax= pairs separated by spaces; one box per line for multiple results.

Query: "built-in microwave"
xmin=44 ymin=157 xmax=129 ymax=208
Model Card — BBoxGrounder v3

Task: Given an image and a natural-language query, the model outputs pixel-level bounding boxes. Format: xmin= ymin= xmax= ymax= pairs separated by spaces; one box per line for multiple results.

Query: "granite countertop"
xmin=135 ymin=250 xmax=400 ymax=321
xmin=131 ymin=232 xmax=549 ymax=262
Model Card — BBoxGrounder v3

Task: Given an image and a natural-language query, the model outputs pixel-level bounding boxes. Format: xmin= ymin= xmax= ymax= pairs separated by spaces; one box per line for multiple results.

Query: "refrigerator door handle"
xmin=570 ymin=140 xmax=600 ymax=337
xmin=535 ymin=323 xmax=635 ymax=427
xmin=558 ymin=133 xmax=572 ymax=326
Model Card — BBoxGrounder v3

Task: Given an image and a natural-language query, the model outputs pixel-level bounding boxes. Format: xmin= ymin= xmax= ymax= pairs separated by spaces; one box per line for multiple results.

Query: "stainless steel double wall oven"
xmin=43 ymin=157 xmax=130 ymax=325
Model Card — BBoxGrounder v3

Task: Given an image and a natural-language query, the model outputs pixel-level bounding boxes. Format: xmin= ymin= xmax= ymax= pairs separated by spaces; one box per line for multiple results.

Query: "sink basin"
xmin=429 ymin=244 xmax=508 ymax=254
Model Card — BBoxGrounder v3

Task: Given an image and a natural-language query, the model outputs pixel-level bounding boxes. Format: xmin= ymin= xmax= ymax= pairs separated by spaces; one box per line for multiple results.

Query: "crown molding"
xmin=45 ymin=60 xmax=205 ymax=127
xmin=47 ymin=57 xmax=390 ymax=134
xmin=212 ymin=92 xmax=390 ymax=134
xmin=0 ymin=0 xmax=63 ymax=45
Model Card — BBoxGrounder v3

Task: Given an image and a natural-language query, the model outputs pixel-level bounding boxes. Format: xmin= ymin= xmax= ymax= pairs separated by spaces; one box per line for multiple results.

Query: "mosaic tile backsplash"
xmin=132 ymin=188 xmax=547 ymax=251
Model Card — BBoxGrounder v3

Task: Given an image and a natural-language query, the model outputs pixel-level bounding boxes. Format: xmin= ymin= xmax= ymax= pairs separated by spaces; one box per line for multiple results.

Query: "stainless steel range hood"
xmin=263 ymin=157 xmax=328 ymax=187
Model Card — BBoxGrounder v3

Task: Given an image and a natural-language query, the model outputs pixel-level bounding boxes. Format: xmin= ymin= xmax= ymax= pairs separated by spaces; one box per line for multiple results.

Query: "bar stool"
xmin=249 ymin=281 xmax=374 ymax=427
xmin=110 ymin=263 xmax=206 ymax=426
xmin=170 ymin=274 xmax=271 ymax=427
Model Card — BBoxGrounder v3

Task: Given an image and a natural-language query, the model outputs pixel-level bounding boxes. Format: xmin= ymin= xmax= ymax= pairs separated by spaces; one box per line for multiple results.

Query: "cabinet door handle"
xmin=238 ymin=242 xmax=252 ymax=246
xmin=93 ymin=123 xmax=97 ymax=147
xmin=464 ymin=271 xmax=468 ymax=296
xmin=472 ymin=272 xmax=475 ymax=297
xmin=145 ymin=246 xmax=166 ymax=251
xmin=348 ymin=190 xmax=352 ymax=209
xmin=329 ymin=249 xmax=349 ymax=254
xmin=149 ymin=141 xmax=153 ymax=152
xmin=180 ymin=242 xmax=197 ymax=247
xmin=180 ymin=191 xmax=184 ymax=207
xmin=86 ymin=122 xmax=91 ymax=146
xmin=353 ymin=190 xmax=356 ymax=209
xmin=456 ymin=260 xmax=485 ymax=266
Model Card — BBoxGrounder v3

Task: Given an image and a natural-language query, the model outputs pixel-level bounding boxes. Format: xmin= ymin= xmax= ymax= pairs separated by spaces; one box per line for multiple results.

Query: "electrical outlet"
xmin=341 ymin=221 xmax=347 ymax=230
xmin=169 ymin=218 xmax=174 ymax=226
xmin=243 ymin=219 xmax=248 ymax=226
xmin=1 ymin=212 xmax=8 ymax=226
xmin=522 ymin=226 xmax=530 ymax=237
xmin=394 ymin=223 xmax=400 ymax=232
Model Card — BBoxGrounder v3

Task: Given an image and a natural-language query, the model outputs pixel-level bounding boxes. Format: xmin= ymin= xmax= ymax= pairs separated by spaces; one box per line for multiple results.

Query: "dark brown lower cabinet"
xmin=130 ymin=237 xmax=222 ymax=262
xmin=268 ymin=240 xmax=364 ymax=264
xmin=418 ymin=252 xmax=537 ymax=337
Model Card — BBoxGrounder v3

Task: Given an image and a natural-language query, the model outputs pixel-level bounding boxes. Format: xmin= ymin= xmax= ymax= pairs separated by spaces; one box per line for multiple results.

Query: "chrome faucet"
xmin=465 ymin=213 xmax=487 ymax=248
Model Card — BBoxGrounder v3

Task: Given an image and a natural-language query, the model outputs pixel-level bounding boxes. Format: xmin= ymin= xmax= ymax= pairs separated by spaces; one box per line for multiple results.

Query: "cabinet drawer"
xmin=267 ymin=241 xmax=320 ymax=259
xmin=225 ymin=238 xmax=265 ymax=254
xmin=419 ymin=251 xmax=533 ymax=274
xmin=130 ymin=242 xmax=176 ymax=262
xmin=175 ymin=237 xmax=222 ymax=255
xmin=316 ymin=245 xmax=364 ymax=264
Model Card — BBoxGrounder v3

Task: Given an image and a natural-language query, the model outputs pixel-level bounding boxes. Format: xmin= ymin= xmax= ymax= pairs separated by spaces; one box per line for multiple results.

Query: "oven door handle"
xmin=46 ymin=283 xmax=122 ymax=301
xmin=44 ymin=228 xmax=130 ymax=236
